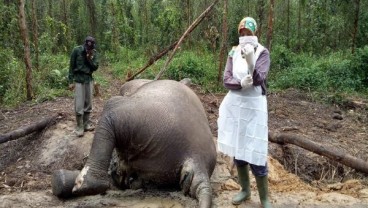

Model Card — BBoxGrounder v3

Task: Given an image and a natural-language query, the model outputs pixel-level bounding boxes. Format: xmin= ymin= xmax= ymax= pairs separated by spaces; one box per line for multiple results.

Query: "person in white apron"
xmin=217 ymin=17 xmax=271 ymax=208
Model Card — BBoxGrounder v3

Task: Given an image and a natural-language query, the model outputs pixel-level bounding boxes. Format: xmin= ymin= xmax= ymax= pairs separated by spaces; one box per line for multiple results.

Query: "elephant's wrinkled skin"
xmin=52 ymin=79 xmax=217 ymax=208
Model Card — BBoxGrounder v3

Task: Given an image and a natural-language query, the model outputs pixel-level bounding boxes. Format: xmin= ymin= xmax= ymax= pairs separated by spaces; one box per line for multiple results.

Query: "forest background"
xmin=0 ymin=0 xmax=367 ymax=107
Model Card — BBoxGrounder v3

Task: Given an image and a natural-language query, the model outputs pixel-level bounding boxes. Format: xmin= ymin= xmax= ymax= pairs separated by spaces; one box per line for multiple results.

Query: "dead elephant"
xmin=52 ymin=79 xmax=217 ymax=208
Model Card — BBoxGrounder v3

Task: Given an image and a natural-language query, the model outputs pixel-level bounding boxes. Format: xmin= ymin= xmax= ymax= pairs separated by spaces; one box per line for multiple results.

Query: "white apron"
xmin=217 ymin=44 xmax=268 ymax=166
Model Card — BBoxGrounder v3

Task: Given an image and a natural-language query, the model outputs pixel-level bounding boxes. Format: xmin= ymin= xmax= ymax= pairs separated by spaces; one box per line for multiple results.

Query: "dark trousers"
xmin=234 ymin=158 xmax=268 ymax=177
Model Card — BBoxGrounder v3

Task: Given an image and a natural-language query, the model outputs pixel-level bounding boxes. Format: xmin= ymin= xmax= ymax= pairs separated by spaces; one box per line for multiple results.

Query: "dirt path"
xmin=1 ymin=68 xmax=368 ymax=207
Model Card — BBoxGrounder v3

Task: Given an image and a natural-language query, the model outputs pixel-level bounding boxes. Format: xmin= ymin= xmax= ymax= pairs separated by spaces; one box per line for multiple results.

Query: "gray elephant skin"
xmin=52 ymin=79 xmax=217 ymax=208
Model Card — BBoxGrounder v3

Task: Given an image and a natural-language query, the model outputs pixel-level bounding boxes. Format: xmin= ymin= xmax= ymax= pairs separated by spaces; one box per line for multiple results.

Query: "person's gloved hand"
xmin=241 ymin=44 xmax=255 ymax=75
xmin=240 ymin=75 xmax=253 ymax=89
xmin=241 ymin=44 xmax=254 ymax=58
xmin=68 ymin=83 xmax=75 ymax=91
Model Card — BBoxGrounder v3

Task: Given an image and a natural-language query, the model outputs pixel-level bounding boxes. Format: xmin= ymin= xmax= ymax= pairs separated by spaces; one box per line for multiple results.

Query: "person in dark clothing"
xmin=68 ymin=36 xmax=99 ymax=137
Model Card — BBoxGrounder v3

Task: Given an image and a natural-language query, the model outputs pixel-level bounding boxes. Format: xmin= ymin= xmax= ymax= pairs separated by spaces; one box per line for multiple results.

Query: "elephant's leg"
xmin=72 ymin=117 xmax=115 ymax=196
xmin=181 ymin=159 xmax=213 ymax=208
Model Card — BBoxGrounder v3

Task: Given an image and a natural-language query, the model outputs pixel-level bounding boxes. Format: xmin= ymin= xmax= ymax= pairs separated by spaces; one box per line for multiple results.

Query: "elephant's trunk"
xmin=51 ymin=169 xmax=80 ymax=198
xmin=86 ymin=125 xmax=115 ymax=175
xmin=72 ymin=118 xmax=116 ymax=196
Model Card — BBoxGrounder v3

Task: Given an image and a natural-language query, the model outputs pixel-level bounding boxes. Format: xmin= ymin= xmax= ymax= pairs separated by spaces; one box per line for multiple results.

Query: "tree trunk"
xmin=0 ymin=114 xmax=60 ymax=144
xmin=217 ymin=0 xmax=228 ymax=84
xmin=86 ymin=0 xmax=97 ymax=36
xmin=186 ymin=0 xmax=192 ymax=47
xmin=31 ymin=0 xmax=39 ymax=70
xmin=61 ymin=0 xmax=71 ymax=52
xmin=286 ymin=0 xmax=290 ymax=48
xmin=109 ymin=2 xmax=119 ymax=53
xmin=18 ymin=0 xmax=34 ymax=100
xmin=269 ymin=132 xmax=368 ymax=174
xmin=351 ymin=0 xmax=360 ymax=54
xmin=266 ymin=0 xmax=274 ymax=51
xmin=257 ymin=0 xmax=265 ymax=39
xmin=297 ymin=0 xmax=302 ymax=52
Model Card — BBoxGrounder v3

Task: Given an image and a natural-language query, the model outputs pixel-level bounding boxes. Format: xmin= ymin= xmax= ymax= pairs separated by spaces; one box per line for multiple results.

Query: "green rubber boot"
xmin=75 ymin=115 xmax=84 ymax=137
xmin=255 ymin=175 xmax=272 ymax=208
xmin=83 ymin=112 xmax=95 ymax=131
xmin=232 ymin=165 xmax=251 ymax=205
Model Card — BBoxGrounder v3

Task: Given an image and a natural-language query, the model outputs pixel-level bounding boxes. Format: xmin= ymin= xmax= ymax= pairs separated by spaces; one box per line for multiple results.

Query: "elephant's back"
xmin=134 ymin=80 xmax=202 ymax=106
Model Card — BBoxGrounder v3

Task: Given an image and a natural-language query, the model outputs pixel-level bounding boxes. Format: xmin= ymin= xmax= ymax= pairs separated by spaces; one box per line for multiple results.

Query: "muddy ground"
xmin=0 ymin=71 xmax=368 ymax=207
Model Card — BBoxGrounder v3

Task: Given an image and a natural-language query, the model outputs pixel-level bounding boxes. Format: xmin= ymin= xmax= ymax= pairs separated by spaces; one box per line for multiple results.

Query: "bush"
xmin=0 ymin=47 xmax=15 ymax=102
xmin=108 ymin=48 xmax=222 ymax=92
xmin=270 ymin=66 xmax=325 ymax=91
xmin=350 ymin=46 xmax=368 ymax=90
xmin=270 ymin=44 xmax=295 ymax=72
xmin=2 ymin=60 xmax=26 ymax=107
xmin=164 ymin=50 xmax=220 ymax=92
xmin=269 ymin=46 xmax=368 ymax=105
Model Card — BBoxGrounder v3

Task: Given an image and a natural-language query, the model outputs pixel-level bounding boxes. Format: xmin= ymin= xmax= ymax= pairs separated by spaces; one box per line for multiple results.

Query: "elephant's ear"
xmin=180 ymin=169 xmax=194 ymax=196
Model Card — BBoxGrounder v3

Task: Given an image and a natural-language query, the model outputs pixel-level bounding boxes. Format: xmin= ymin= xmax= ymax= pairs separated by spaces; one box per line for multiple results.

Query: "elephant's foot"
xmin=51 ymin=169 xmax=80 ymax=198
xmin=72 ymin=166 xmax=110 ymax=196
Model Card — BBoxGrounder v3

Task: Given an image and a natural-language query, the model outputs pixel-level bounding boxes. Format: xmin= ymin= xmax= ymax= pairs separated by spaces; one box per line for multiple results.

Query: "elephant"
xmin=52 ymin=79 xmax=217 ymax=208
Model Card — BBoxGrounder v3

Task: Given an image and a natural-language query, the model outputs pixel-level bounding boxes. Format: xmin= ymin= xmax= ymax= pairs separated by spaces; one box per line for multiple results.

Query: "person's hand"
xmin=68 ymin=83 xmax=75 ymax=91
xmin=86 ymin=50 xmax=94 ymax=61
xmin=241 ymin=75 xmax=253 ymax=89
xmin=241 ymin=44 xmax=254 ymax=58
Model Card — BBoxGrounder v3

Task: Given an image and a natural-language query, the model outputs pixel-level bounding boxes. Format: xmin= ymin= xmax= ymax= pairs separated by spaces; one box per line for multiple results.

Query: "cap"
xmin=238 ymin=17 xmax=257 ymax=34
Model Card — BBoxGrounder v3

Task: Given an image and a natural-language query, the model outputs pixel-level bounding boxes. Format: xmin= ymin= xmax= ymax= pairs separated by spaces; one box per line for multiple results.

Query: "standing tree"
xmin=352 ymin=0 xmax=360 ymax=54
xmin=296 ymin=0 xmax=305 ymax=52
xmin=266 ymin=0 xmax=274 ymax=51
xmin=286 ymin=0 xmax=290 ymax=48
xmin=256 ymin=0 xmax=266 ymax=40
xmin=86 ymin=0 xmax=97 ymax=37
xmin=109 ymin=1 xmax=120 ymax=53
xmin=18 ymin=0 xmax=33 ymax=100
xmin=31 ymin=0 xmax=39 ymax=70
xmin=217 ymin=0 xmax=228 ymax=84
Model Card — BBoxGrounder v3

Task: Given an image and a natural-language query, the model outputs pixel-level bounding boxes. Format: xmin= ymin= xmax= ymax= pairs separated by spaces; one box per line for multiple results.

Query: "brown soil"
xmin=1 ymin=69 xmax=368 ymax=207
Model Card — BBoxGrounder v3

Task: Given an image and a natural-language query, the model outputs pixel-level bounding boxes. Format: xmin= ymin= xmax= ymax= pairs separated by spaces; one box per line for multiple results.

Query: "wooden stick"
xmin=125 ymin=40 xmax=179 ymax=82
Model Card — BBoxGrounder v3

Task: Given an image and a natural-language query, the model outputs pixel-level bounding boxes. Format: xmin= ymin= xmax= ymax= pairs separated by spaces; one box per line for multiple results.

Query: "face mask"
xmin=239 ymin=36 xmax=258 ymax=48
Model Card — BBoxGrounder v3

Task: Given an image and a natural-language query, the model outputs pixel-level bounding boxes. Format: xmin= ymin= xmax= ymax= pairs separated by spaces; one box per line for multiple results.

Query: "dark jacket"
xmin=68 ymin=45 xmax=99 ymax=84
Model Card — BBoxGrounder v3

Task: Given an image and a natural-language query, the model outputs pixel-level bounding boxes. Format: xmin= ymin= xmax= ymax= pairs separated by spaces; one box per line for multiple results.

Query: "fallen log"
xmin=269 ymin=132 xmax=368 ymax=174
xmin=0 ymin=114 xmax=61 ymax=144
